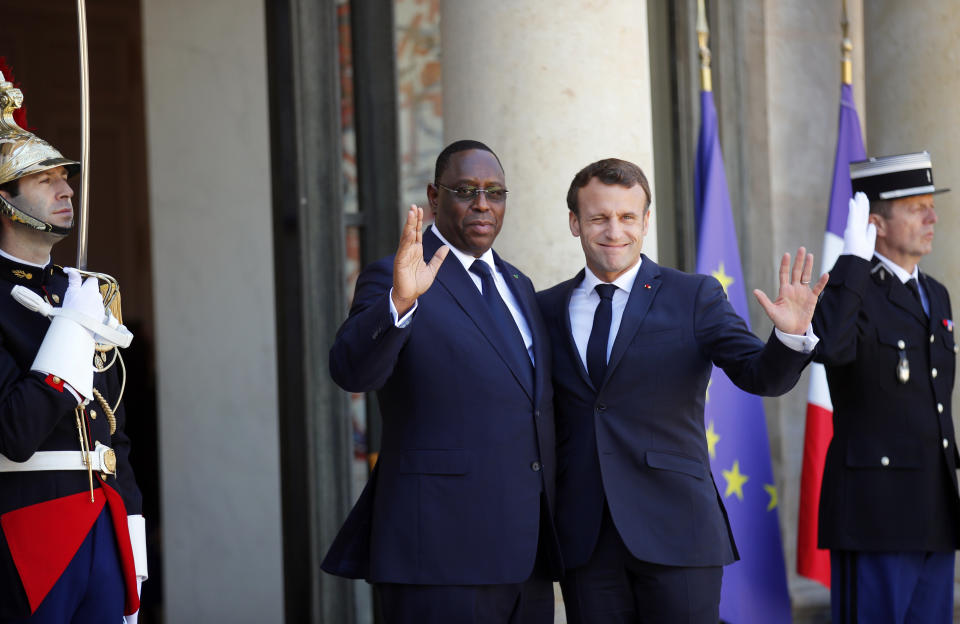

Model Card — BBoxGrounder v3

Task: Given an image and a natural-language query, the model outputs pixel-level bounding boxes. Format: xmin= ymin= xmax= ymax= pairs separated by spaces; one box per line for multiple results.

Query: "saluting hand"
xmin=391 ymin=205 xmax=450 ymax=316
xmin=753 ymin=247 xmax=829 ymax=335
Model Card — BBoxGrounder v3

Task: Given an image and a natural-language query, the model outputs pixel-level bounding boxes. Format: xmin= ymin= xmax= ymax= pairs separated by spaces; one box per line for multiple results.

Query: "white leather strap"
xmin=11 ymin=285 xmax=133 ymax=348
xmin=0 ymin=443 xmax=116 ymax=475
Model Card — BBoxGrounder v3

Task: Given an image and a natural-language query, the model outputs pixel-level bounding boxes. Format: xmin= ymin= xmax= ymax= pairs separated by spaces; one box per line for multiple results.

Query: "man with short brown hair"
xmin=0 ymin=69 xmax=145 ymax=623
xmin=540 ymin=157 xmax=825 ymax=623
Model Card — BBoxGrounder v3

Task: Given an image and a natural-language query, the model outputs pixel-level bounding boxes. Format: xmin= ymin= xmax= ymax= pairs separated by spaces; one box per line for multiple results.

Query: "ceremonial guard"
xmin=813 ymin=152 xmax=960 ymax=623
xmin=0 ymin=68 xmax=146 ymax=622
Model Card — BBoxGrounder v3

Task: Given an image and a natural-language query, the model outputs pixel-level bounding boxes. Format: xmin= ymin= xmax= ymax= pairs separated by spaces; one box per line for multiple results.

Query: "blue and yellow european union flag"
xmin=695 ymin=88 xmax=792 ymax=623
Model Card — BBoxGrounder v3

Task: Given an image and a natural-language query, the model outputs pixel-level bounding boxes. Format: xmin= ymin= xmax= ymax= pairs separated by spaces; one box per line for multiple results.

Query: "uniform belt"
xmin=0 ymin=443 xmax=117 ymax=476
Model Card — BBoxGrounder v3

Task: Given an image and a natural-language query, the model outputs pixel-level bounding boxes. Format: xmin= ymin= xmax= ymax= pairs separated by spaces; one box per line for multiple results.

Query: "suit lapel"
xmin=919 ymin=272 xmax=941 ymax=332
xmin=605 ymin=256 xmax=662 ymax=385
xmin=495 ymin=253 xmax=539 ymax=398
xmin=427 ymin=230 xmax=534 ymax=400
xmin=872 ymin=258 xmax=927 ymax=326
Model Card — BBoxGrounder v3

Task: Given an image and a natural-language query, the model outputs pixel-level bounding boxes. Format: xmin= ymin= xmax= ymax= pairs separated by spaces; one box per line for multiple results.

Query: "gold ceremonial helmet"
xmin=0 ymin=71 xmax=79 ymax=187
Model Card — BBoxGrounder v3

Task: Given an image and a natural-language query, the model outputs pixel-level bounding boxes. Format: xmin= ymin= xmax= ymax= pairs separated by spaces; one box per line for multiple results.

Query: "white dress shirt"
xmin=568 ymin=258 xmax=818 ymax=368
xmin=389 ymin=225 xmax=535 ymax=364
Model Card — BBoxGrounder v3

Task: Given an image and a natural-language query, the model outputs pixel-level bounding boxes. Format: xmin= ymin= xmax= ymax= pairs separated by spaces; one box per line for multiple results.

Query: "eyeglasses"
xmin=436 ymin=182 xmax=509 ymax=203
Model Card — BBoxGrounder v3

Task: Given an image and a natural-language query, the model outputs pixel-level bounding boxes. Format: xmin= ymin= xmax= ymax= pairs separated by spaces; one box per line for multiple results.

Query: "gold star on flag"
xmin=764 ymin=484 xmax=778 ymax=511
xmin=712 ymin=262 xmax=735 ymax=296
xmin=722 ymin=460 xmax=749 ymax=501
xmin=705 ymin=421 xmax=720 ymax=459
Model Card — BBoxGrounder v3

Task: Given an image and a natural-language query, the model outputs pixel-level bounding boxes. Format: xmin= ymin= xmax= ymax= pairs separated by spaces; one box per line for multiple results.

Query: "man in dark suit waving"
xmin=322 ymin=140 xmax=561 ymax=623
xmin=538 ymin=158 xmax=827 ymax=623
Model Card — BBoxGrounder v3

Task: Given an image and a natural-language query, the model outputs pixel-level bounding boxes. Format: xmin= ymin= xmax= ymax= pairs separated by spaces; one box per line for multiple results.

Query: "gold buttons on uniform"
xmin=52 ymin=376 xmax=60 ymax=384
xmin=51 ymin=294 xmax=60 ymax=304
xmin=89 ymin=409 xmax=97 ymax=420
xmin=881 ymin=456 xmax=890 ymax=466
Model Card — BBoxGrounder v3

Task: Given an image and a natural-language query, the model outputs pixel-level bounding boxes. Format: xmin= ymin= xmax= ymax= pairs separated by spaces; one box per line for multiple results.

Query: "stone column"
xmin=440 ymin=0 xmax=657 ymax=288
xmin=141 ymin=0 xmax=284 ymax=619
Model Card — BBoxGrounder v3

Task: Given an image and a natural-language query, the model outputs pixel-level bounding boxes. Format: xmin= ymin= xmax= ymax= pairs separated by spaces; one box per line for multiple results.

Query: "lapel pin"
xmin=512 ymin=273 xmax=519 ymax=279
xmin=644 ymin=283 xmax=652 ymax=289
xmin=943 ymin=319 xmax=953 ymax=332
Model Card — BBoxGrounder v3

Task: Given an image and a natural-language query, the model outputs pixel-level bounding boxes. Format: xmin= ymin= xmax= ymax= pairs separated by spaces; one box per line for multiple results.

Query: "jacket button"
xmin=938 ymin=403 xmax=944 ymax=414
xmin=943 ymin=438 xmax=950 ymax=449
xmin=534 ymin=410 xmax=540 ymax=418
xmin=530 ymin=461 xmax=542 ymax=472
xmin=932 ymin=368 xmax=938 ymax=378
xmin=597 ymin=404 xmax=606 ymax=411
xmin=897 ymin=339 xmax=906 ymax=349
xmin=880 ymin=456 xmax=890 ymax=467
xmin=931 ymin=334 xmax=936 ymax=343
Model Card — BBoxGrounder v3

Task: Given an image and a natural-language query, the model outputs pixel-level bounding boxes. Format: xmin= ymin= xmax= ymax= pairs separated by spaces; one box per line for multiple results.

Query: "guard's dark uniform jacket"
xmin=0 ymin=255 xmax=141 ymax=618
xmin=813 ymin=254 xmax=960 ymax=552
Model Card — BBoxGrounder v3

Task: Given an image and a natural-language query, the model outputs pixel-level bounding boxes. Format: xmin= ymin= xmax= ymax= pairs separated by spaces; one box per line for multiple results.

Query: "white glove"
xmin=842 ymin=191 xmax=877 ymax=260
xmin=122 ymin=515 xmax=148 ymax=624
xmin=128 ymin=514 xmax=149 ymax=581
xmin=30 ymin=268 xmax=104 ymax=399
xmin=62 ymin=268 xmax=107 ymax=323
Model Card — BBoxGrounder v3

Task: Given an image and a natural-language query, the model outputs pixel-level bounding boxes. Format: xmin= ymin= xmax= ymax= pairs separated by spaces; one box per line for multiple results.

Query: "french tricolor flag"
xmin=796 ymin=82 xmax=865 ymax=587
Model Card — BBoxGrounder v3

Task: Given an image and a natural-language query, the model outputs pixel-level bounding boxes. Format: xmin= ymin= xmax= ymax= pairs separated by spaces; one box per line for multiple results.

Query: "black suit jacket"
xmin=538 ymin=256 xmax=812 ymax=569
xmin=0 ymin=258 xmax=141 ymax=618
xmin=813 ymin=254 xmax=960 ymax=551
xmin=322 ymin=229 xmax=562 ymax=584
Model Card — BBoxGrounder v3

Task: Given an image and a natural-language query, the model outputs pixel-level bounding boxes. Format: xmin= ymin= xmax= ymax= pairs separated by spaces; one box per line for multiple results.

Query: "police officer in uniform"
xmin=813 ymin=151 xmax=960 ymax=623
xmin=0 ymin=70 xmax=147 ymax=622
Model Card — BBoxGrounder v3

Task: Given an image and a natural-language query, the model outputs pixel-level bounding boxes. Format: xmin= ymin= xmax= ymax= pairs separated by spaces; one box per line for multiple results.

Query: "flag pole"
xmin=841 ymin=0 xmax=853 ymax=86
xmin=696 ymin=0 xmax=712 ymax=93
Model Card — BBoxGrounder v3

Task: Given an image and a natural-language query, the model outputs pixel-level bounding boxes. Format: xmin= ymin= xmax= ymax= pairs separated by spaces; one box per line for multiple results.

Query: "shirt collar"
xmin=874 ymin=251 xmax=919 ymax=284
xmin=430 ymin=224 xmax=496 ymax=272
xmin=0 ymin=247 xmax=50 ymax=269
xmin=579 ymin=257 xmax=643 ymax=295
xmin=0 ymin=248 xmax=55 ymax=286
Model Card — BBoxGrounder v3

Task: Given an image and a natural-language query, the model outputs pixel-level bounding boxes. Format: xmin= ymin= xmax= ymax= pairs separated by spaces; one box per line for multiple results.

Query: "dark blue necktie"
xmin=587 ymin=284 xmax=617 ymax=389
xmin=906 ymin=278 xmax=928 ymax=316
xmin=469 ymin=260 xmax=533 ymax=387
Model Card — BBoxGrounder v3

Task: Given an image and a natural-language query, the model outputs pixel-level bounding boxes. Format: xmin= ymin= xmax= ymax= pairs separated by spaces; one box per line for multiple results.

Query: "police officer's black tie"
xmin=906 ymin=278 xmax=927 ymax=316
xmin=469 ymin=260 xmax=533 ymax=387
xmin=587 ymin=284 xmax=617 ymax=389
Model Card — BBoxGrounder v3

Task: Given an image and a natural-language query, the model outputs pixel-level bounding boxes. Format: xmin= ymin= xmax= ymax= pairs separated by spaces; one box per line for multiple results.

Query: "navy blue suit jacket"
xmin=322 ymin=229 xmax=561 ymax=584
xmin=813 ymin=255 xmax=960 ymax=552
xmin=538 ymin=256 xmax=811 ymax=569
xmin=0 ymin=260 xmax=141 ymax=618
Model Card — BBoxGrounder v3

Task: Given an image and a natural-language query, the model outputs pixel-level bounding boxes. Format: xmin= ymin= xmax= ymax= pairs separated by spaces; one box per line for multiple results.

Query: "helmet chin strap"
xmin=0 ymin=193 xmax=72 ymax=237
